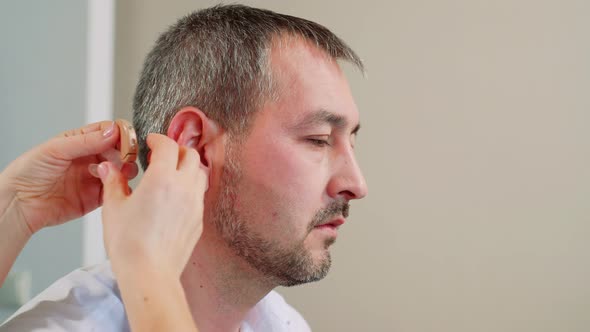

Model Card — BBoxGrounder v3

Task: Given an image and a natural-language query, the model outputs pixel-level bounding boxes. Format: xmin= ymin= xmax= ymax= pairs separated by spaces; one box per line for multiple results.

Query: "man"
xmin=1 ymin=4 xmax=367 ymax=331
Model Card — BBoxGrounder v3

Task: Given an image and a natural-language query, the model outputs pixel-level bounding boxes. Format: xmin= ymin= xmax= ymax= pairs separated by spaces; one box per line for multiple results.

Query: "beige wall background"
xmin=114 ymin=1 xmax=590 ymax=331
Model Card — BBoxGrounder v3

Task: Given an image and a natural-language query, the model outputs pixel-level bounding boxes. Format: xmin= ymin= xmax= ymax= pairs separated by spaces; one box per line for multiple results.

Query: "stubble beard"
xmin=211 ymin=147 xmax=343 ymax=287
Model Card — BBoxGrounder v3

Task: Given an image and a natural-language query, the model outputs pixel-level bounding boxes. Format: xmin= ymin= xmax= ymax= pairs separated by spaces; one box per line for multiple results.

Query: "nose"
xmin=327 ymin=148 xmax=368 ymax=201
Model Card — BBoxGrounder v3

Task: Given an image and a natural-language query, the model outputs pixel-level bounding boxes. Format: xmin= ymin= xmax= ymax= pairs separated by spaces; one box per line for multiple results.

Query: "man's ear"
xmin=167 ymin=107 xmax=221 ymax=168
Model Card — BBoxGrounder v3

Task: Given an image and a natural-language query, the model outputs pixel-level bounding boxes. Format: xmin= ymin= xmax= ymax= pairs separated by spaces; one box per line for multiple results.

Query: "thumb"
xmin=98 ymin=162 xmax=129 ymax=205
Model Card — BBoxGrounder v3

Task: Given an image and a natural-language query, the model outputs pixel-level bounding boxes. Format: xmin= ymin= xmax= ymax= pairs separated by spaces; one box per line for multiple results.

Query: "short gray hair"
xmin=133 ymin=4 xmax=363 ymax=169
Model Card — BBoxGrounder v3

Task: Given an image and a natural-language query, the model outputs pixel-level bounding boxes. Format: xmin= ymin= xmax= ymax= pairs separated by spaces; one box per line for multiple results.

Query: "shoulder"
xmin=243 ymin=290 xmax=311 ymax=332
xmin=0 ymin=262 xmax=129 ymax=332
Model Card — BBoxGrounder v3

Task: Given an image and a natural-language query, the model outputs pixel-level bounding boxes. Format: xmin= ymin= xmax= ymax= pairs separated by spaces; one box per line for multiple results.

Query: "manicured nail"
xmin=97 ymin=163 xmax=109 ymax=178
xmin=88 ymin=164 xmax=100 ymax=178
xmin=103 ymin=121 xmax=115 ymax=137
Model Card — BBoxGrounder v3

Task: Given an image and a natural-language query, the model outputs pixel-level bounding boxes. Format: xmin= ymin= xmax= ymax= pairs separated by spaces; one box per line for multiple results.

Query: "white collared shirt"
xmin=0 ymin=262 xmax=311 ymax=332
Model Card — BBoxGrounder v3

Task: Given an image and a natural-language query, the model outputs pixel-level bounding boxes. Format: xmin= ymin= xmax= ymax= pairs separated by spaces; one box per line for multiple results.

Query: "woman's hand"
xmin=0 ymin=121 xmax=138 ymax=235
xmin=99 ymin=133 xmax=208 ymax=277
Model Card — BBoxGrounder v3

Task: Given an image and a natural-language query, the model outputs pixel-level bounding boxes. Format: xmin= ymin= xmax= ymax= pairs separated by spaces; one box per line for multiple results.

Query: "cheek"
xmin=244 ymin=139 xmax=311 ymax=198
xmin=239 ymin=140 xmax=322 ymax=233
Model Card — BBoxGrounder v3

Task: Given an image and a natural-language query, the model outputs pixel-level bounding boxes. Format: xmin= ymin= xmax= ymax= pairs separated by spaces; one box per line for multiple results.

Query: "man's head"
xmin=133 ymin=4 xmax=368 ymax=287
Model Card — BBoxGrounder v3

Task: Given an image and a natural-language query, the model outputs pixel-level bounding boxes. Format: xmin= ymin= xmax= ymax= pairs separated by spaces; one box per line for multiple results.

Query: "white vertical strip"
xmin=83 ymin=0 xmax=115 ymax=266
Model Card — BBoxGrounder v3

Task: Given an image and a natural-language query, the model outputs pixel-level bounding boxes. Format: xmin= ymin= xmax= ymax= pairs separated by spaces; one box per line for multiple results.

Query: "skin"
xmin=0 ymin=125 xmax=203 ymax=331
xmin=172 ymin=37 xmax=368 ymax=332
xmin=100 ymin=134 xmax=208 ymax=332
xmin=0 ymin=37 xmax=368 ymax=332
xmin=0 ymin=121 xmax=137 ymax=286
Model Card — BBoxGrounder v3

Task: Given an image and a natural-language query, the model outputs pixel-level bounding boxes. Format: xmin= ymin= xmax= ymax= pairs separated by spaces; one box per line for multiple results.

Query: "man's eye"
xmin=307 ymin=138 xmax=330 ymax=147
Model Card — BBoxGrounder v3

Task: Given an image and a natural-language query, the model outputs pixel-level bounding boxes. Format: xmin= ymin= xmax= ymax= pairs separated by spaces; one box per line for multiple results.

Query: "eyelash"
xmin=307 ymin=138 xmax=331 ymax=147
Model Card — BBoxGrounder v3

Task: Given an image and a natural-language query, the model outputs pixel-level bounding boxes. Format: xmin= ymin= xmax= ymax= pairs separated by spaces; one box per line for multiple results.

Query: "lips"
xmin=315 ymin=217 xmax=345 ymax=228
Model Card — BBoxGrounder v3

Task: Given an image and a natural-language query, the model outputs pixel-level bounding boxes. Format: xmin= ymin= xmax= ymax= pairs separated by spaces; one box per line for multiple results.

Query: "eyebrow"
xmin=293 ymin=109 xmax=361 ymax=135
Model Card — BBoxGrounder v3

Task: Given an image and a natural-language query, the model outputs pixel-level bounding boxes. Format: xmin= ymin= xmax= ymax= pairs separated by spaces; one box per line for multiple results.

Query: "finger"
xmin=197 ymin=163 xmax=210 ymax=192
xmin=98 ymin=162 xmax=129 ymax=205
xmin=90 ymin=162 xmax=138 ymax=180
xmin=177 ymin=146 xmax=200 ymax=171
xmin=46 ymin=121 xmax=120 ymax=161
xmin=145 ymin=133 xmax=179 ymax=172
xmin=183 ymin=159 xmax=209 ymax=194
xmin=121 ymin=162 xmax=139 ymax=180
xmin=100 ymin=148 xmax=124 ymax=170
xmin=177 ymin=146 xmax=209 ymax=191
xmin=57 ymin=121 xmax=113 ymax=138
xmin=88 ymin=164 xmax=100 ymax=178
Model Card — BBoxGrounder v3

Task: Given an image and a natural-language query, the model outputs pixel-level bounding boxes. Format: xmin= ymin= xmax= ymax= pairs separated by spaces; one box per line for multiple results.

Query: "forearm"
xmin=0 ymin=177 xmax=32 ymax=286
xmin=113 ymin=263 xmax=199 ymax=332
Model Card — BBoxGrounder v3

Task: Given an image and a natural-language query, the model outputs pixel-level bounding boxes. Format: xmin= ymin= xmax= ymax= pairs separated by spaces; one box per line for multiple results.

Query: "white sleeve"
xmin=0 ymin=263 xmax=129 ymax=332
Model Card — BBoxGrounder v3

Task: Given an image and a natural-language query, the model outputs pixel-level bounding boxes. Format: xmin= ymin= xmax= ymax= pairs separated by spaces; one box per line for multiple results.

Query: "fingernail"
xmin=88 ymin=164 xmax=99 ymax=178
xmin=97 ymin=163 xmax=109 ymax=178
xmin=102 ymin=121 xmax=115 ymax=137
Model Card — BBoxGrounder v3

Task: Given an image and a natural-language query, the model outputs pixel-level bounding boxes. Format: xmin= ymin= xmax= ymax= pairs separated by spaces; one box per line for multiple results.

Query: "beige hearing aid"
xmin=115 ymin=119 xmax=137 ymax=163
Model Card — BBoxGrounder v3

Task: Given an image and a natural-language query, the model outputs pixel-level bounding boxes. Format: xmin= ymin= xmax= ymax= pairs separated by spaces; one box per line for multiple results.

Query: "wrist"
xmin=0 ymin=172 xmax=15 ymax=216
xmin=108 ymin=243 xmax=185 ymax=282
xmin=113 ymin=261 xmax=187 ymax=316
xmin=114 ymin=262 xmax=197 ymax=332
xmin=0 ymin=197 xmax=33 ymax=241
xmin=112 ymin=258 xmax=181 ymax=286
xmin=0 ymin=174 xmax=33 ymax=237
xmin=0 ymin=187 xmax=33 ymax=285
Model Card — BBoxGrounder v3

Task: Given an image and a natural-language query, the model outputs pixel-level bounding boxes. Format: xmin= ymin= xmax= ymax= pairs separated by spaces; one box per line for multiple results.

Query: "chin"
xmin=278 ymin=249 xmax=333 ymax=287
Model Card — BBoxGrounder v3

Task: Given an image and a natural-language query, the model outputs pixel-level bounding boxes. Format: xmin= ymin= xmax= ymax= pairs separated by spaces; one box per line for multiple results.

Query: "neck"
xmin=180 ymin=224 xmax=276 ymax=332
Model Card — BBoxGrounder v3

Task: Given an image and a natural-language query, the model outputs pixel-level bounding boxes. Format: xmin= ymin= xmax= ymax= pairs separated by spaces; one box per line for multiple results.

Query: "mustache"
xmin=309 ymin=198 xmax=350 ymax=230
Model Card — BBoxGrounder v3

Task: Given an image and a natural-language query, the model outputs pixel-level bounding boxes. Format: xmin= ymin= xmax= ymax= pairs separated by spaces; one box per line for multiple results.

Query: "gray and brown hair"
xmin=133 ymin=4 xmax=363 ymax=169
